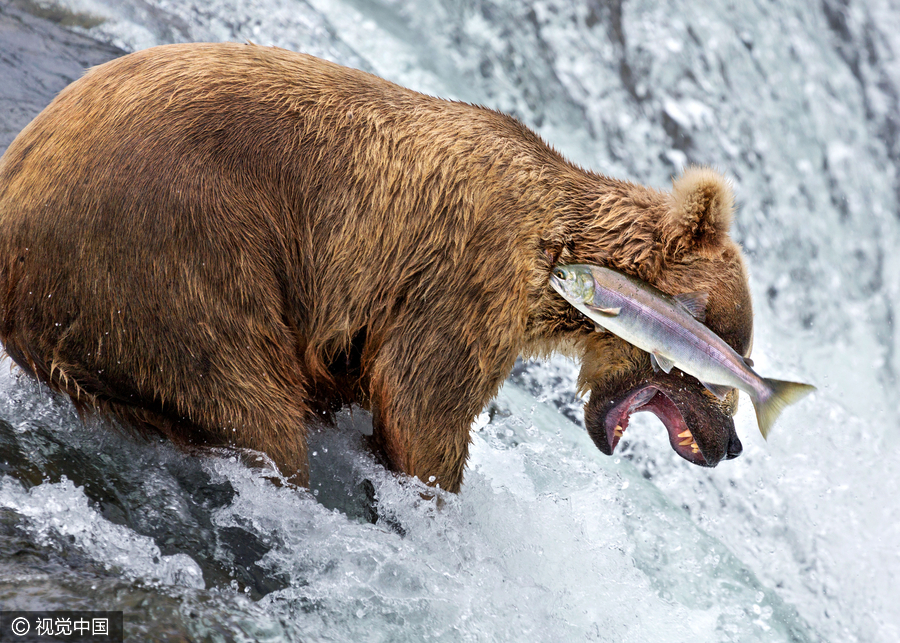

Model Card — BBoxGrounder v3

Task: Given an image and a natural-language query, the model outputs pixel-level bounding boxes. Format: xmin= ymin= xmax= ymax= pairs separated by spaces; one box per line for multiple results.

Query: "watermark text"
xmin=0 ymin=612 xmax=123 ymax=642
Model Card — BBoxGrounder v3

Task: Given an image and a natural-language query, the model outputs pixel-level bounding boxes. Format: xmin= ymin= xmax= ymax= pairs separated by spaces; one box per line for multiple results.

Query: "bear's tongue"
xmin=604 ymin=386 xmax=707 ymax=465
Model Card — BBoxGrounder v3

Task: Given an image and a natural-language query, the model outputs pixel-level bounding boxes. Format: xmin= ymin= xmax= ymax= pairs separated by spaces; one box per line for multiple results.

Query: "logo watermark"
xmin=0 ymin=612 xmax=123 ymax=642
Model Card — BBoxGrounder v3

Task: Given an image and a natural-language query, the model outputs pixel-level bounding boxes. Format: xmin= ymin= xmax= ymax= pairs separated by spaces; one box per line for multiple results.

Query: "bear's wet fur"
xmin=0 ymin=43 xmax=752 ymax=492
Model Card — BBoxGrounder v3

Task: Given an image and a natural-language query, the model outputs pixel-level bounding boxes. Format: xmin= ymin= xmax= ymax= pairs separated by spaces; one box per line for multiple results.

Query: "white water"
xmin=2 ymin=1 xmax=899 ymax=641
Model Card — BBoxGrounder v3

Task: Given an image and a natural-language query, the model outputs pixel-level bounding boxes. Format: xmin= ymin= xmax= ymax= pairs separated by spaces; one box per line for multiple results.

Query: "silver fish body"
xmin=550 ymin=264 xmax=814 ymax=439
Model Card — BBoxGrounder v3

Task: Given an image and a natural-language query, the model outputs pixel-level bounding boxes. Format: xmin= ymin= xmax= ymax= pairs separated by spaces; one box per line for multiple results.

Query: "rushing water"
xmin=1 ymin=0 xmax=899 ymax=641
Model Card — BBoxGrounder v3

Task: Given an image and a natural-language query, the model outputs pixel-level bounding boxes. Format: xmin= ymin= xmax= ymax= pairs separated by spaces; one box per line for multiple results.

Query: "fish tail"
xmin=752 ymin=378 xmax=816 ymax=440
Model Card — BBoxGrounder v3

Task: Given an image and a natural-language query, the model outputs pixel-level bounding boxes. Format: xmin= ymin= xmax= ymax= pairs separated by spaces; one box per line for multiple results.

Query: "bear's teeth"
xmin=679 ymin=437 xmax=693 ymax=446
xmin=677 ymin=429 xmax=692 ymax=438
xmin=614 ymin=425 xmax=624 ymax=437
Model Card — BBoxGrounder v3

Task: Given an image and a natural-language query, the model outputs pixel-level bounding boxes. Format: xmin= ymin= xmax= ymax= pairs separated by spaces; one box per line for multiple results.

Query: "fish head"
xmin=549 ymin=265 xmax=595 ymax=306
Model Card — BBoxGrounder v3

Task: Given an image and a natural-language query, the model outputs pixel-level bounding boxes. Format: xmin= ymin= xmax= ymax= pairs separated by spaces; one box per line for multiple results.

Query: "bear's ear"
xmin=661 ymin=166 xmax=735 ymax=259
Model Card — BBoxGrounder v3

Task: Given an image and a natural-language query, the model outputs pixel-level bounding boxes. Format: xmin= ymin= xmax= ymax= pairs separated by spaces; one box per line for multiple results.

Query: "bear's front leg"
xmin=366 ymin=325 xmax=511 ymax=493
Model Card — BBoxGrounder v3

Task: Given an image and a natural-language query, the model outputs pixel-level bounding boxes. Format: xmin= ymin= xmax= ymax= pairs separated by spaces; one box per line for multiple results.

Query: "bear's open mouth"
xmin=603 ymin=385 xmax=707 ymax=465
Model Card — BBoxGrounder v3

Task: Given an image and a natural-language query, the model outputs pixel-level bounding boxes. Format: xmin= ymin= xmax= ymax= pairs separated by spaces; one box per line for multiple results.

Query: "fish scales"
xmin=592 ymin=271 xmax=741 ymax=386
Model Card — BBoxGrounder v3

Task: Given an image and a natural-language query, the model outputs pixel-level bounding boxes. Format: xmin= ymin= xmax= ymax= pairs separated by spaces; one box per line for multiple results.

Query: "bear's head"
xmin=554 ymin=167 xmax=752 ymax=466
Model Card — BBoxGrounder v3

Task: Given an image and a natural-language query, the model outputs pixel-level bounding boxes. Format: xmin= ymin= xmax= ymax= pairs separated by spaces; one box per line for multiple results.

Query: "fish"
xmin=549 ymin=264 xmax=815 ymax=439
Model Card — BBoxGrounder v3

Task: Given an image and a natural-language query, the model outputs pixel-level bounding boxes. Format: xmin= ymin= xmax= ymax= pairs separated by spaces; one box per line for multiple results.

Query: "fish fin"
xmin=586 ymin=304 xmax=621 ymax=317
xmin=752 ymin=379 xmax=816 ymax=440
xmin=743 ymin=356 xmax=754 ymax=368
xmin=650 ymin=352 xmax=675 ymax=374
xmin=702 ymin=381 xmax=732 ymax=400
xmin=673 ymin=291 xmax=708 ymax=322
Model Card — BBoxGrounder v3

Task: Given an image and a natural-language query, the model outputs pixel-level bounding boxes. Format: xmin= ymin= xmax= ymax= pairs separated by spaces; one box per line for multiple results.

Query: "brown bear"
xmin=0 ymin=43 xmax=750 ymax=493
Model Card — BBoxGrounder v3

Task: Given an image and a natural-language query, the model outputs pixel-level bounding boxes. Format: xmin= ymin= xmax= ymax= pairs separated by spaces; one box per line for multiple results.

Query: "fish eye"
xmin=552 ymin=268 xmax=566 ymax=280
